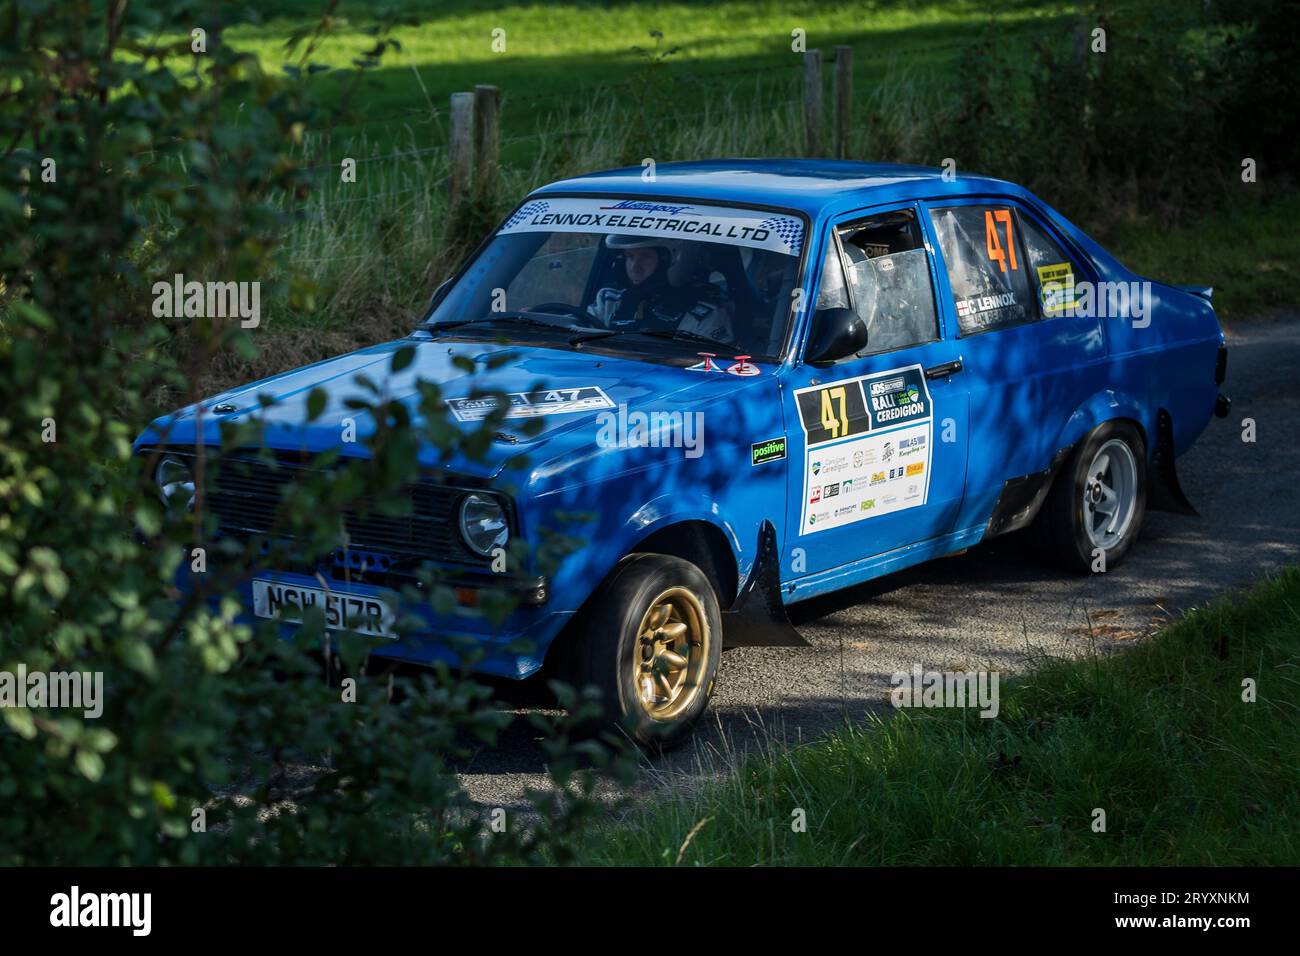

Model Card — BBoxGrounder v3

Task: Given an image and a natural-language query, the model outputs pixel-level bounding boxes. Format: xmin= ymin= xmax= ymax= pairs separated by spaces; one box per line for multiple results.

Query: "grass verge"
xmin=574 ymin=567 xmax=1300 ymax=866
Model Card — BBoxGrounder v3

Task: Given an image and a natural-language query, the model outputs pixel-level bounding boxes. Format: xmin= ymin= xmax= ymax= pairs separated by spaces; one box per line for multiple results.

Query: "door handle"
xmin=924 ymin=360 xmax=963 ymax=379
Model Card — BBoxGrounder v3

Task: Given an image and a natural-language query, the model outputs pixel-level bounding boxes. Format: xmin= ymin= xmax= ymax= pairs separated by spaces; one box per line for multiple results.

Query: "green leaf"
xmin=151 ymin=780 xmax=177 ymax=810
xmin=75 ymin=749 xmax=105 ymax=783
xmin=391 ymin=345 xmax=415 ymax=372
xmin=42 ymin=568 xmax=69 ymax=601
xmin=306 ymin=387 xmax=328 ymax=420
xmin=121 ymin=641 xmax=158 ymax=679
xmin=84 ymin=729 xmax=119 ymax=754
xmin=134 ymin=505 xmax=162 ymax=537
xmin=2 ymin=707 xmax=37 ymax=740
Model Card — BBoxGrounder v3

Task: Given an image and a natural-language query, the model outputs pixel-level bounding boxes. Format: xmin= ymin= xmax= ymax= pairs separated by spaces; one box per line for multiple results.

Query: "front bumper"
xmin=189 ymin=565 xmax=569 ymax=679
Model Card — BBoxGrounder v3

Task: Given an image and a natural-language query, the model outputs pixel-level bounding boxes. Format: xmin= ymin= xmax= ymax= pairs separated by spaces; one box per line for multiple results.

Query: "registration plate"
xmin=251 ymin=579 xmax=398 ymax=639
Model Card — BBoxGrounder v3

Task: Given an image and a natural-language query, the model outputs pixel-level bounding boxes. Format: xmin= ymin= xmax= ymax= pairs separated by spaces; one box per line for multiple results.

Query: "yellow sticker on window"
xmin=1037 ymin=262 xmax=1077 ymax=316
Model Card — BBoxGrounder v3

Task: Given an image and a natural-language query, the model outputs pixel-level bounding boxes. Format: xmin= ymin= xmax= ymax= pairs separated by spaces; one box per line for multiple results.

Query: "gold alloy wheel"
xmin=634 ymin=587 xmax=710 ymax=721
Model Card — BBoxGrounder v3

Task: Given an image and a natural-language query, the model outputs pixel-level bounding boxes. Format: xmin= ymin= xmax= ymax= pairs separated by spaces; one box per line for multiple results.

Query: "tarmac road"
xmin=456 ymin=314 xmax=1300 ymax=812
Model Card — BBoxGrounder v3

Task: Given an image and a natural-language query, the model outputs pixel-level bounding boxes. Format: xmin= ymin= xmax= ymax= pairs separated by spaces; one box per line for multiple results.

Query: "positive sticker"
xmin=447 ymin=386 xmax=614 ymax=422
xmin=751 ymin=436 xmax=787 ymax=466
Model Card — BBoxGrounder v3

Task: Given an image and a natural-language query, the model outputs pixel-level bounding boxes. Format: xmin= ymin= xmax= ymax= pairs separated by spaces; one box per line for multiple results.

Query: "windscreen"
xmin=425 ymin=197 xmax=806 ymax=361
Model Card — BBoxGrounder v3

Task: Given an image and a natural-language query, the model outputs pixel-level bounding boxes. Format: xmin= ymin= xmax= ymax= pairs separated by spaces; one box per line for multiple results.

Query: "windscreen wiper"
xmin=425 ymin=312 xmax=580 ymax=335
xmin=569 ymin=326 xmax=745 ymax=354
xmin=567 ymin=328 xmax=622 ymax=345
xmin=625 ymin=327 xmax=738 ymax=351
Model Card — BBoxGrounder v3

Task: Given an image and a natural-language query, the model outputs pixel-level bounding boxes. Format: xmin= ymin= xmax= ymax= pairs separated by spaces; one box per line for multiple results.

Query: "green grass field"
xmin=225 ymin=0 xmax=1076 ymax=154
xmin=573 ymin=567 xmax=1300 ymax=866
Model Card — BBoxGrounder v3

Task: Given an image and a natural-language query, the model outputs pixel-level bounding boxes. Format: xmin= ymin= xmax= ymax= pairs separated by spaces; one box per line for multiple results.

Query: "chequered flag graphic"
xmin=759 ymin=215 xmax=804 ymax=256
xmin=502 ymin=200 xmax=549 ymax=230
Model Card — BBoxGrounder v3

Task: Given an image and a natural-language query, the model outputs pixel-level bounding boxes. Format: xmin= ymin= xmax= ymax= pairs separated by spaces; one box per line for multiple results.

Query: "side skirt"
xmin=783 ymin=524 xmax=988 ymax=605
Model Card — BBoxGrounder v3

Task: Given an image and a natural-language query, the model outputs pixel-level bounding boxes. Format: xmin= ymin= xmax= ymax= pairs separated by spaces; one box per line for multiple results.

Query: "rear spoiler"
xmin=1178 ymin=284 xmax=1214 ymax=302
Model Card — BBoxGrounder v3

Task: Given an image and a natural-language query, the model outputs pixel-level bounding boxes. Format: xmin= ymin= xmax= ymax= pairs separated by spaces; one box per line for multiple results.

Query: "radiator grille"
xmin=154 ymin=449 xmax=488 ymax=567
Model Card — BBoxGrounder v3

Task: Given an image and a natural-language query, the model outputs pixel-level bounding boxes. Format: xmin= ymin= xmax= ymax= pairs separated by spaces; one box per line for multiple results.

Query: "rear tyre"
xmin=559 ymin=553 xmax=721 ymax=750
xmin=1034 ymin=421 xmax=1147 ymax=573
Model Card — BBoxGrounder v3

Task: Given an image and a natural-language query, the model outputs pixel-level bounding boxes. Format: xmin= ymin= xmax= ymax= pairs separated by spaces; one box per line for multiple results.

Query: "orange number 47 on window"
xmin=985 ymin=208 xmax=1018 ymax=274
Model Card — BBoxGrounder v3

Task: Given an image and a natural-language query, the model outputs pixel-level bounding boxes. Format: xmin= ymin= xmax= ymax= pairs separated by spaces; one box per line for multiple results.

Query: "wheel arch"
xmin=1042 ymin=411 xmax=1151 ymax=506
xmin=541 ymin=514 xmax=744 ymax=680
xmin=986 ymin=408 xmax=1149 ymax=539
xmin=1054 ymin=389 xmax=1151 ymax=460
xmin=628 ymin=518 xmax=741 ymax=611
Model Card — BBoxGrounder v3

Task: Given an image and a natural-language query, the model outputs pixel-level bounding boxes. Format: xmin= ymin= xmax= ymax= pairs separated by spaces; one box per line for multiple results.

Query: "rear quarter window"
xmin=1019 ymin=214 xmax=1085 ymax=319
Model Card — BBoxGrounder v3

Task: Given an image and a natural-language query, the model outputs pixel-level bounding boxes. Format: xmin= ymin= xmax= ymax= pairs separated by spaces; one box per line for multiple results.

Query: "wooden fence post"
xmin=472 ymin=84 xmax=500 ymax=205
xmin=834 ymin=45 xmax=853 ymax=159
xmin=448 ymin=92 xmax=473 ymax=212
xmin=803 ymin=49 xmax=823 ymax=157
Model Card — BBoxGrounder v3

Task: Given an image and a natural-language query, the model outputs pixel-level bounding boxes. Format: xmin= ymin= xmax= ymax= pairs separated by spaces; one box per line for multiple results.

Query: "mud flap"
xmin=721 ymin=523 xmax=809 ymax=648
xmin=1148 ymin=408 xmax=1198 ymax=516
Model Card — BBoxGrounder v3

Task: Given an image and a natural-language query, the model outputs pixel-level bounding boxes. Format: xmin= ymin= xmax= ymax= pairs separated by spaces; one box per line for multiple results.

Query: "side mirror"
xmin=806 ymin=307 xmax=867 ymax=364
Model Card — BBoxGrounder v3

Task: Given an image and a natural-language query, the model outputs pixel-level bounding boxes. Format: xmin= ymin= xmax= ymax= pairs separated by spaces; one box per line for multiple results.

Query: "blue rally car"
xmin=137 ymin=160 xmax=1229 ymax=746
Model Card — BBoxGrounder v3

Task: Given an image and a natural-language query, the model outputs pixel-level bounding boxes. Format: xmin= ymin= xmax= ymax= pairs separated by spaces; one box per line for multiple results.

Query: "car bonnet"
xmin=136 ymin=337 xmax=771 ymax=480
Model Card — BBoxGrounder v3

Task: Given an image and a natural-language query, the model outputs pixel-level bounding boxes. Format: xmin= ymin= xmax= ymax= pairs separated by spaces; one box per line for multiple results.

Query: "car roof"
xmin=528 ymin=158 xmax=1129 ymax=279
xmin=530 ymin=158 xmax=1027 ymax=219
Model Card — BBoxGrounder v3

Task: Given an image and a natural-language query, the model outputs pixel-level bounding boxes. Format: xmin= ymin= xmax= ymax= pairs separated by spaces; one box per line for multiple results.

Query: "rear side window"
xmin=928 ymin=205 xmax=1033 ymax=334
xmin=1019 ymin=214 xmax=1084 ymax=318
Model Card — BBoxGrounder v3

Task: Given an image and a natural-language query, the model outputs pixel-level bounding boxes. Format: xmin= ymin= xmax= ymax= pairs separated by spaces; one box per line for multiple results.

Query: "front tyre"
xmin=561 ymin=553 xmax=721 ymax=749
xmin=1035 ymin=421 xmax=1147 ymax=573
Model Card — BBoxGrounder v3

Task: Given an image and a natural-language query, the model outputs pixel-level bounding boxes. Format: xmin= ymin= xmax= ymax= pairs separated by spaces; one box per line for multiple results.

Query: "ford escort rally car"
xmin=136 ymin=160 xmax=1229 ymax=746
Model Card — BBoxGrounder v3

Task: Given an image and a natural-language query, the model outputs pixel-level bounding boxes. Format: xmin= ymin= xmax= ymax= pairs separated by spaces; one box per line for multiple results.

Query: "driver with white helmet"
xmin=588 ymin=234 xmax=735 ymax=343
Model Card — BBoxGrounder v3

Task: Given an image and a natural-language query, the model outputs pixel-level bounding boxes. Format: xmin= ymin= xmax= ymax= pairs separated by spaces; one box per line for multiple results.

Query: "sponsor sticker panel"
xmin=497 ymin=197 xmax=804 ymax=257
xmin=1036 ymin=261 xmax=1079 ymax=316
xmin=794 ymin=365 xmax=934 ymax=535
xmin=447 ymin=386 xmax=615 ymax=422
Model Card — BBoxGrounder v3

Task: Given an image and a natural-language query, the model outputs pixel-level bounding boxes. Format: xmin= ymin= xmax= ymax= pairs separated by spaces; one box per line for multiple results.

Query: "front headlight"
xmin=458 ymin=493 xmax=509 ymax=557
xmin=155 ymin=456 xmax=196 ymax=511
